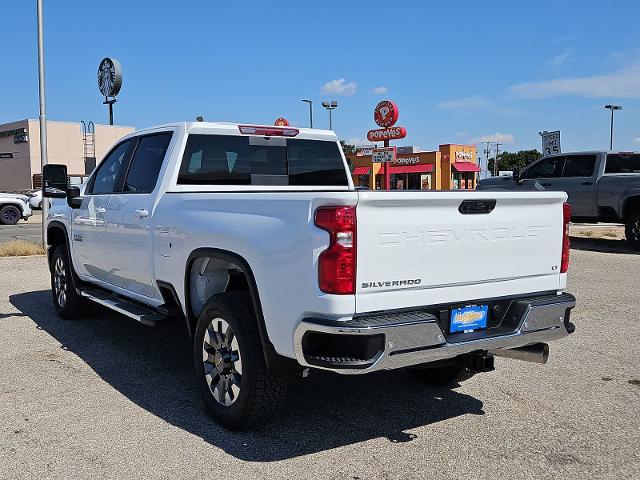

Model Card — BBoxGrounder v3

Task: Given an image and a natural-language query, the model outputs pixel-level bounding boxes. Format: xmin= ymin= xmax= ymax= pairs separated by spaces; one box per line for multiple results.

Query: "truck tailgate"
xmin=355 ymin=190 xmax=567 ymax=313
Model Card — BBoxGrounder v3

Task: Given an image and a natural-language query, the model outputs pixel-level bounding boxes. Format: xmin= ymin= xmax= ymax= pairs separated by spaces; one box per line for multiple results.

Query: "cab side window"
xmin=123 ymin=133 xmax=173 ymax=193
xmin=88 ymin=140 xmax=134 ymax=194
xmin=562 ymin=155 xmax=596 ymax=177
xmin=523 ymin=156 xmax=565 ymax=179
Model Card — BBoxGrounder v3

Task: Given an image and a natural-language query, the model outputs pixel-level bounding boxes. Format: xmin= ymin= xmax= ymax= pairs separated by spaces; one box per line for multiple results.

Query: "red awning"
xmin=452 ymin=162 xmax=481 ymax=172
xmin=376 ymin=164 xmax=434 ymax=174
xmin=352 ymin=166 xmax=370 ymax=175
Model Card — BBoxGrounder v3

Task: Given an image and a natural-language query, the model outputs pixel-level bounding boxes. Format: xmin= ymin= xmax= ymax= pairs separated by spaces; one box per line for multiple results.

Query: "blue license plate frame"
xmin=449 ymin=305 xmax=489 ymax=334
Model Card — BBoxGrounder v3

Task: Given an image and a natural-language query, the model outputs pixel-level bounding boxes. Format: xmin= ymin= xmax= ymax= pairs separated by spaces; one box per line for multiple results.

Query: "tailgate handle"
xmin=458 ymin=199 xmax=496 ymax=214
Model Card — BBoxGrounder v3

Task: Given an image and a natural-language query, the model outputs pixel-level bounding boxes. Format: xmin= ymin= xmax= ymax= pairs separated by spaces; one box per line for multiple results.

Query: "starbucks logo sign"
xmin=97 ymin=58 xmax=123 ymax=97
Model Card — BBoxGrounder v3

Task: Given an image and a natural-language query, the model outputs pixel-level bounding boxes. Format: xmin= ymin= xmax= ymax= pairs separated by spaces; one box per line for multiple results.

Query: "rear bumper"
xmin=293 ymin=292 xmax=576 ymax=374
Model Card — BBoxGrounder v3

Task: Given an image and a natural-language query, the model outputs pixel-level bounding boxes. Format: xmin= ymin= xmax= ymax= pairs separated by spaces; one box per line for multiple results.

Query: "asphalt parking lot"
xmin=0 ymin=211 xmax=42 ymax=244
xmin=1 ymin=245 xmax=639 ymax=479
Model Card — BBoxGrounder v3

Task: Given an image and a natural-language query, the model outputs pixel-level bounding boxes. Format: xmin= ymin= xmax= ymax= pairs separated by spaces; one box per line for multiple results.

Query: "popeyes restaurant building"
xmin=348 ymin=143 xmax=480 ymax=190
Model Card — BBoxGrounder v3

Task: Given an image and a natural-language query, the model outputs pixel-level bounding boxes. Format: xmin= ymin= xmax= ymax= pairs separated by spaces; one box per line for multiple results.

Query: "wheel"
xmin=407 ymin=364 xmax=474 ymax=387
xmin=625 ymin=213 xmax=640 ymax=250
xmin=193 ymin=291 xmax=287 ymax=430
xmin=0 ymin=205 xmax=21 ymax=225
xmin=50 ymin=245 xmax=90 ymax=319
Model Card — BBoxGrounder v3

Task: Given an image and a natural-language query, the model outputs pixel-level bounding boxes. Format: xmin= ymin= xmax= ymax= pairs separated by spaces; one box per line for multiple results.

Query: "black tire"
xmin=193 ymin=291 xmax=287 ymax=430
xmin=407 ymin=364 xmax=474 ymax=387
xmin=625 ymin=213 xmax=640 ymax=251
xmin=50 ymin=245 xmax=90 ymax=319
xmin=0 ymin=205 xmax=21 ymax=225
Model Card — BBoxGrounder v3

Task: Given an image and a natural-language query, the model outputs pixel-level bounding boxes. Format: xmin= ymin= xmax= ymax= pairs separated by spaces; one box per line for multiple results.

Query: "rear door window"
xmin=605 ymin=153 xmax=640 ymax=173
xmin=123 ymin=133 xmax=173 ymax=193
xmin=178 ymin=134 xmax=348 ymax=186
xmin=562 ymin=155 xmax=597 ymax=177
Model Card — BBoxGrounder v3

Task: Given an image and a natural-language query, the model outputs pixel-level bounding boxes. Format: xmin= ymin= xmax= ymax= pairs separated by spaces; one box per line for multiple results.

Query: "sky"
xmin=2 ymin=0 xmax=640 ymax=156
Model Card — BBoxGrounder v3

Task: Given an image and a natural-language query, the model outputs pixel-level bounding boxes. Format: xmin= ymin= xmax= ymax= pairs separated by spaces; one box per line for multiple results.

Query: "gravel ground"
xmin=1 ymin=247 xmax=639 ymax=480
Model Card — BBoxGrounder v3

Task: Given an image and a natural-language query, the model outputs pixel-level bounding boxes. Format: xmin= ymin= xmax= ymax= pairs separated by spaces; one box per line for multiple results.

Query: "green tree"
xmin=488 ymin=149 xmax=541 ymax=173
xmin=340 ymin=140 xmax=357 ymax=155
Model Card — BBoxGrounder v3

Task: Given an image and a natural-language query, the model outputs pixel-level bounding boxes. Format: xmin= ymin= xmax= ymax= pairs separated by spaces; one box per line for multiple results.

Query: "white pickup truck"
xmin=43 ymin=122 xmax=576 ymax=429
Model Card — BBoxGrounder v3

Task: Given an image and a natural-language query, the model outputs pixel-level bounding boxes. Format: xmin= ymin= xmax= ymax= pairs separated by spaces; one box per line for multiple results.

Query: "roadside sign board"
xmin=356 ymin=145 xmax=377 ymax=156
xmin=372 ymin=146 xmax=396 ymax=163
xmin=542 ymin=130 xmax=561 ymax=156
xmin=367 ymin=126 xmax=407 ymax=142
xmin=374 ymin=100 xmax=399 ymax=127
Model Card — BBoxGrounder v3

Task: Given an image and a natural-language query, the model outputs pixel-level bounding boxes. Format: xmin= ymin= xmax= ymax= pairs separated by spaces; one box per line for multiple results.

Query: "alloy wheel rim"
xmin=2 ymin=208 xmax=18 ymax=223
xmin=53 ymin=257 xmax=67 ymax=307
xmin=202 ymin=317 xmax=242 ymax=406
xmin=632 ymin=220 xmax=640 ymax=241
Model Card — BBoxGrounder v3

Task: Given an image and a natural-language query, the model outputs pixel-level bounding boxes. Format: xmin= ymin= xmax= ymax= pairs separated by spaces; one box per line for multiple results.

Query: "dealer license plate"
xmin=449 ymin=305 xmax=488 ymax=334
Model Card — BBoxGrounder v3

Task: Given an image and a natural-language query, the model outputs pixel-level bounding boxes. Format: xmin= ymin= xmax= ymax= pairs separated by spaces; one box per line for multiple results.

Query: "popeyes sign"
xmin=368 ymin=100 xmax=407 ymax=142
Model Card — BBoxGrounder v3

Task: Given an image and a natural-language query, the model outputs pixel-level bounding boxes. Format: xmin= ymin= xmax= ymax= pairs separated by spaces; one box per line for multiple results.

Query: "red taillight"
xmin=315 ymin=206 xmax=356 ymax=294
xmin=561 ymin=202 xmax=571 ymax=273
xmin=238 ymin=125 xmax=299 ymax=137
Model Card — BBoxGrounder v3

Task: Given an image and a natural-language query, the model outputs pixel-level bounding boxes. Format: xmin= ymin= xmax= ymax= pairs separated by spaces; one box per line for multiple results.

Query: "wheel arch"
xmin=183 ymin=247 xmax=299 ymax=373
xmin=621 ymin=194 xmax=640 ymax=220
xmin=46 ymin=221 xmax=70 ymax=270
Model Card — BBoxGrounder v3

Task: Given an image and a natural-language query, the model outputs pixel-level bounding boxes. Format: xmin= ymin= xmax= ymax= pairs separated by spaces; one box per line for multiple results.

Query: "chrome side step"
xmin=79 ymin=288 xmax=170 ymax=327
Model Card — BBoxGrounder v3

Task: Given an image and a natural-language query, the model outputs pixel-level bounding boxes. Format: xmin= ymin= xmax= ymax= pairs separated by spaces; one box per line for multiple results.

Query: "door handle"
xmin=134 ymin=209 xmax=149 ymax=218
xmin=581 ymin=181 xmax=593 ymax=186
xmin=95 ymin=207 xmax=106 ymax=214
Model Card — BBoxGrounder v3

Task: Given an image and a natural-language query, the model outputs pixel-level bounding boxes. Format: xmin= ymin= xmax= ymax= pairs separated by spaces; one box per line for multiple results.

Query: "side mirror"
xmin=66 ymin=186 xmax=82 ymax=209
xmin=42 ymin=164 xmax=68 ymax=198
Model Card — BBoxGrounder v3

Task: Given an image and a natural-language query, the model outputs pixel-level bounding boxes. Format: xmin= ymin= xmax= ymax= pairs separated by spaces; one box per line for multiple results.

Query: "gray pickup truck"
xmin=477 ymin=151 xmax=640 ymax=250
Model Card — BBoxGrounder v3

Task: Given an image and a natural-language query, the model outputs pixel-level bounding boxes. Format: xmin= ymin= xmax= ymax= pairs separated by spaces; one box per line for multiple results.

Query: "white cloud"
xmin=321 ymin=78 xmax=358 ymax=96
xmin=469 ymin=132 xmax=515 ymax=144
xmin=370 ymin=86 xmax=388 ymax=95
xmin=548 ymin=50 xmax=572 ymax=66
xmin=437 ymin=96 xmax=491 ymax=110
xmin=633 ymin=137 xmax=640 ymax=144
xmin=510 ymin=64 xmax=640 ymax=98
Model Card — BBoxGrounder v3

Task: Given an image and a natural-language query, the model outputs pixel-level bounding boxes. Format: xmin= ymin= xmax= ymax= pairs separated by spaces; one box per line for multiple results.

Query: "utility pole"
xmin=322 ymin=101 xmax=337 ymax=130
xmin=604 ymin=104 xmax=622 ymax=150
xmin=37 ymin=0 xmax=48 ymax=247
xmin=483 ymin=141 xmax=491 ymax=178
xmin=301 ymin=99 xmax=313 ymax=128
xmin=494 ymin=142 xmax=502 ymax=176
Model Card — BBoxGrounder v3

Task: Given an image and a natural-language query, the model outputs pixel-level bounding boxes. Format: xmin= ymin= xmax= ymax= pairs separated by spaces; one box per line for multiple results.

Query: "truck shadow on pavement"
xmin=11 ymin=290 xmax=485 ymax=462
xmin=570 ymin=236 xmax=639 ymax=255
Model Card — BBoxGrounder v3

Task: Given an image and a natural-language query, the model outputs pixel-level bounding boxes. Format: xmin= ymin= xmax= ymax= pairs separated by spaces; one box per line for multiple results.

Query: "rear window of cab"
xmin=178 ymin=134 xmax=348 ymax=186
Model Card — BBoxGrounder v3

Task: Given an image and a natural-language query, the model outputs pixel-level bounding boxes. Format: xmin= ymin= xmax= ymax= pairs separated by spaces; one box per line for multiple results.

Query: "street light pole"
xmin=321 ymin=101 xmax=338 ymax=131
xmin=301 ymin=99 xmax=313 ymax=128
xmin=605 ymin=104 xmax=621 ymax=150
xmin=37 ymin=0 xmax=48 ymax=247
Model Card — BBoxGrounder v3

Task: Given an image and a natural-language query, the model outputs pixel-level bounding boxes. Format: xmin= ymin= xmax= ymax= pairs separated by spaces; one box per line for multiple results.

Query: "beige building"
xmin=0 ymin=119 xmax=134 ymax=191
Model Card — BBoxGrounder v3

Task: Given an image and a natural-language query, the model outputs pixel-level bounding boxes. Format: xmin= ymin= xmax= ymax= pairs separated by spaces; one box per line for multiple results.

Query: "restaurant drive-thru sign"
xmin=372 ymin=146 xmax=396 ymax=163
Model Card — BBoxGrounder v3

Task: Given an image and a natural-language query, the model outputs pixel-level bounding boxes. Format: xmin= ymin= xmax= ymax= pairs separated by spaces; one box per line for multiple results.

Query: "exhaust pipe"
xmin=492 ymin=343 xmax=549 ymax=364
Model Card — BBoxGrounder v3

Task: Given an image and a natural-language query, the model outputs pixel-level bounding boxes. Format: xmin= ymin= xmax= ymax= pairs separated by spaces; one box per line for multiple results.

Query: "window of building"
xmin=605 ymin=153 xmax=640 ymax=174
xmin=562 ymin=155 xmax=597 ymax=177
xmin=123 ymin=133 xmax=173 ymax=193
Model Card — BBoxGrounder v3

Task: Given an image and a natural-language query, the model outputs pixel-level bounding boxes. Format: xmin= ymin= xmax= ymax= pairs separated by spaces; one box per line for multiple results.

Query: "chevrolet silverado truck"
xmin=0 ymin=192 xmax=32 ymax=225
xmin=42 ymin=122 xmax=576 ymax=429
xmin=477 ymin=151 xmax=640 ymax=250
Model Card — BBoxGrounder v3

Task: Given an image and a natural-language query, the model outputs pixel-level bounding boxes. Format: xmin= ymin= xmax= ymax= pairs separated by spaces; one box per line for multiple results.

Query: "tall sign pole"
xmin=37 ymin=0 xmax=48 ymax=247
xmin=97 ymin=58 xmax=123 ymax=125
xmin=367 ymin=100 xmax=406 ymax=190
